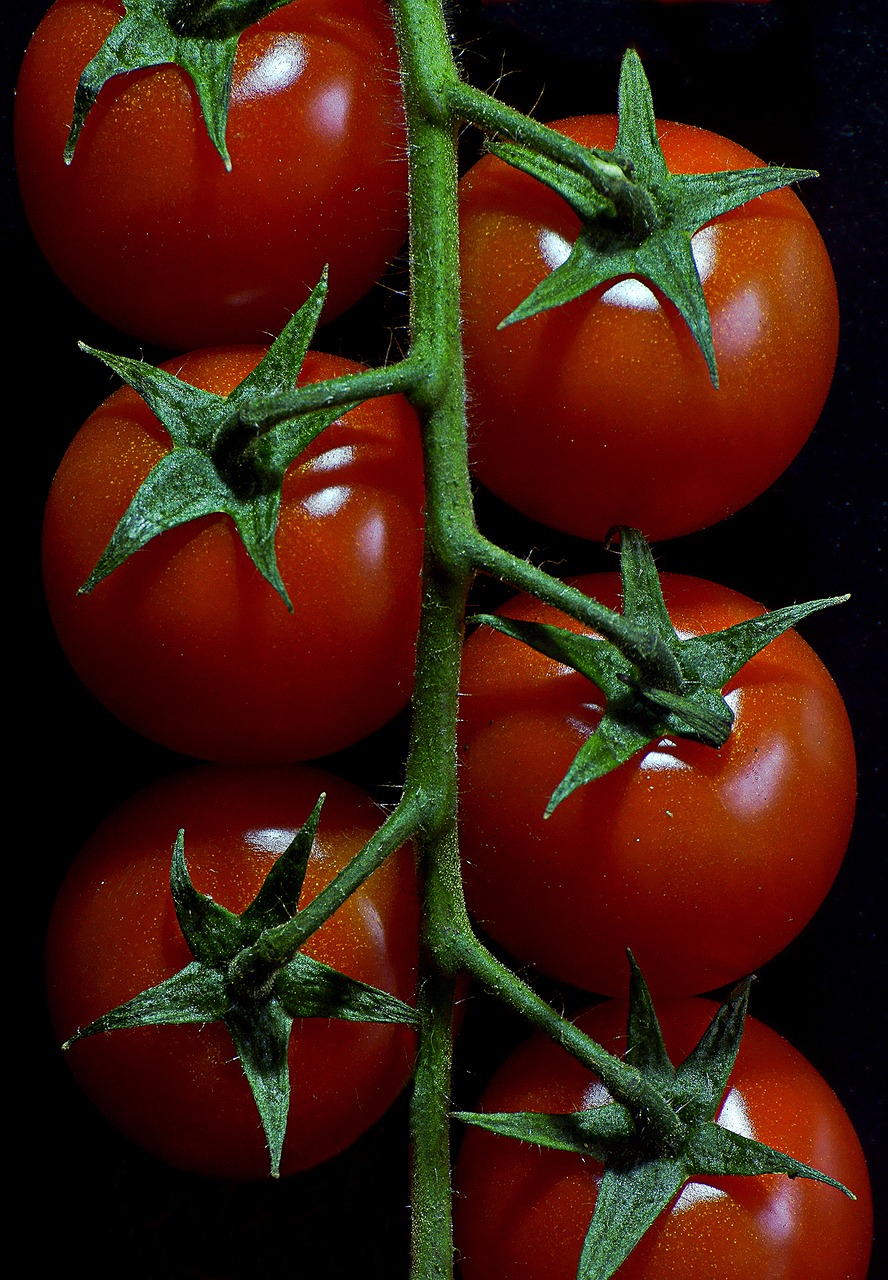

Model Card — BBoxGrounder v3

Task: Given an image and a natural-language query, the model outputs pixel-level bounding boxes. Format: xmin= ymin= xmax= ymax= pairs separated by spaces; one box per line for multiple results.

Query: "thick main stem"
xmin=389 ymin=3 xmax=475 ymax=1277
xmin=389 ymin=4 xmax=693 ymax=1275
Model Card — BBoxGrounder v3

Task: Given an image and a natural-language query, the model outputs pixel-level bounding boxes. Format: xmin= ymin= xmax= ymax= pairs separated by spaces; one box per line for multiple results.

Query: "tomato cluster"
xmin=14 ymin=0 xmax=879 ymax=1277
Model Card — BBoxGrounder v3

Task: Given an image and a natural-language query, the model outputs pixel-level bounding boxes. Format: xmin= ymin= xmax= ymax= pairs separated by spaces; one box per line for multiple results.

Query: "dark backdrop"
xmin=4 ymin=1 xmax=885 ymax=1276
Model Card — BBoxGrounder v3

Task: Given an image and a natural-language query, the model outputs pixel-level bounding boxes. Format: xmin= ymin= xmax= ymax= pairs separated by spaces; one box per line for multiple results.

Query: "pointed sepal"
xmin=276 ymin=952 xmax=418 ymax=1026
xmin=78 ymin=274 xmax=356 ymax=610
xmin=452 ymin=1104 xmax=634 ymax=1161
xmin=453 ymin=958 xmax=854 ymax=1280
xmin=61 ymin=797 xmax=417 ymax=1177
xmin=495 ymin=49 xmax=816 ymax=383
xmin=240 ymin=795 xmax=325 ymax=933
xmin=685 ymin=1122 xmax=855 ymax=1197
xmin=672 ymin=977 xmax=751 ymax=1123
xmin=684 ymin=594 xmax=850 ymax=689
xmin=624 ymin=953 xmax=674 ymax=1089
xmin=225 ymin=997 xmax=293 ymax=1177
xmin=577 ymin=1159 xmax=688 ymax=1280
xmin=63 ymin=960 xmax=230 ymax=1046
xmin=171 ymin=830 xmax=244 ymax=966
xmin=65 ymin=0 xmax=295 ymax=167
xmin=472 ymin=528 xmax=845 ymax=814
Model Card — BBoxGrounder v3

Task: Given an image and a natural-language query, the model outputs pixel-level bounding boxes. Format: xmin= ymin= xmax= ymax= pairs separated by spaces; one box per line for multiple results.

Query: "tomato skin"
xmin=459 ymin=117 xmax=838 ymax=541
xmin=42 ymin=346 xmax=424 ymax=763
xmin=14 ymin=0 xmax=408 ymax=348
xmin=45 ymin=765 xmax=418 ymax=1180
xmin=458 ymin=573 xmax=856 ymax=998
xmin=454 ymin=999 xmax=872 ymax=1280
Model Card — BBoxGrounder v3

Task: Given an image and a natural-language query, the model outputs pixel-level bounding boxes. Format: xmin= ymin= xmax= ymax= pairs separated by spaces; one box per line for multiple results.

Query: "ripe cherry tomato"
xmin=45 ymin=764 xmax=419 ymax=1180
xmin=458 ymin=117 xmax=838 ymax=541
xmin=454 ymin=999 xmax=872 ymax=1280
xmin=15 ymin=0 xmax=408 ymax=348
xmin=457 ymin=573 xmax=856 ymax=997
xmin=42 ymin=346 xmax=425 ymax=763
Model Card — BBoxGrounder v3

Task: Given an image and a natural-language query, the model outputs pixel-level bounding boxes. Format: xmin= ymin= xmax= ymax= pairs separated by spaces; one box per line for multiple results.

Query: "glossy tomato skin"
xmin=459 ymin=117 xmax=838 ymax=541
xmin=15 ymin=0 xmax=408 ymax=348
xmin=45 ymin=765 xmax=418 ymax=1180
xmin=454 ymin=999 xmax=872 ymax=1280
xmin=42 ymin=346 xmax=424 ymax=763
xmin=458 ymin=573 xmax=856 ymax=998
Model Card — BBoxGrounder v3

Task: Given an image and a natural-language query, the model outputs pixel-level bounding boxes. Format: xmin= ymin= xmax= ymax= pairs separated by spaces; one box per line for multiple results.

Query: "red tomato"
xmin=458 ymin=117 xmax=838 ymax=541
xmin=45 ymin=764 xmax=419 ymax=1180
xmin=454 ymin=999 xmax=872 ymax=1280
xmin=14 ymin=0 xmax=408 ymax=348
xmin=42 ymin=346 xmax=425 ymax=763
xmin=457 ymin=573 xmax=856 ymax=997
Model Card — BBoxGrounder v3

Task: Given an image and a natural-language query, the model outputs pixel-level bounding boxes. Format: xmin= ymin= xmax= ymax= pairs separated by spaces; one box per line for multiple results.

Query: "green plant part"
xmin=63 ymin=793 xmax=417 ymax=1177
xmin=78 ymin=274 xmax=354 ymax=610
xmin=471 ymin=527 xmax=847 ymax=814
xmin=452 ymin=962 xmax=864 ymax=1280
xmin=64 ymin=0 xmax=293 ymax=166
xmin=489 ymin=49 xmax=815 ymax=383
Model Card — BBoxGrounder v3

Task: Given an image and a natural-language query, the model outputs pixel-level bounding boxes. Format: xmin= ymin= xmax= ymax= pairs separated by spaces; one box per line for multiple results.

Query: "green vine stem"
xmin=382 ymin=2 xmax=690 ymax=1273
xmin=449 ymin=79 xmax=659 ymax=237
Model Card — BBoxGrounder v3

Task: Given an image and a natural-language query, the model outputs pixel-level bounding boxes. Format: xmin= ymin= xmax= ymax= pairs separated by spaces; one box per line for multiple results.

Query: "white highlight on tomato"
xmin=303 ymin=485 xmax=351 ymax=518
xmin=539 ymin=228 xmax=573 ymax=271
xmin=309 ymin=445 xmax=357 ymax=473
xmin=232 ymin=36 xmax=307 ymax=103
xmin=315 ymin=80 xmax=352 ymax=137
xmin=244 ymin=826 xmax=299 ymax=856
xmin=357 ymin=511 xmax=388 ymax=569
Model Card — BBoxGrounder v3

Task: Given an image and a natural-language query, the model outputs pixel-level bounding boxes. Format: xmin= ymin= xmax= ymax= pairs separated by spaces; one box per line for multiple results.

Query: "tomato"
xmin=457 ymin=573 xmax=856 ymax=997
xmin=45 ymin=764 xmax=419 ymax=1180
xmin=454 ymin=999 xmax=872 ymax=1280
xmin=458 ymin=117 xmax=838 ymax=542
xmin=14 ymin=0 xmax=408 ymax=349
xmin=42 ymin=345 xmax=425 ymax=763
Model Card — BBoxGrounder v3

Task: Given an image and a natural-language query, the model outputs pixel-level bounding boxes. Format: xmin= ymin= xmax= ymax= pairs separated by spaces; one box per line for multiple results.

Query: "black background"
xmin=4 ymin=1 xmax=885 ymax=1276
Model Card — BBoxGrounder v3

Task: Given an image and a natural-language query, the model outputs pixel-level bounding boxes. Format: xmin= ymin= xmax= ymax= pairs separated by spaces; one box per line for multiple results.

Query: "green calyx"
xmin=63 ymin=794 xmax=417 ymax=1178
xmin=79 ymin=272 xmax=356 ymax=612
xmin=65 ymin=0 xmax=293 ymax=167
xmin=492 ymin=49 xmax=816 ymax=385
xmin=471 ymin=527 xmax=847 ymax=815
xmin=454 ymin=956 xmax=854 ymax=1280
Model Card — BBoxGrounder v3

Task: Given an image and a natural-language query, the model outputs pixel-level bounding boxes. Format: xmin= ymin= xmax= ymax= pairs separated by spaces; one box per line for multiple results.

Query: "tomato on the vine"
xmin=457 ymin=573 xmax=856 ymax=997
xmin=454 ymin=999 xmax=872 ymax=1280
xmin=42 ymin=345 xmax=425 ymax=763
xmin=45 ymin=764 xmax=419 ymax=1180
xmin=15 ymin=0 xmax=408 ymax=349
xmin=458 ymin=116 xmax=838 ymax=542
